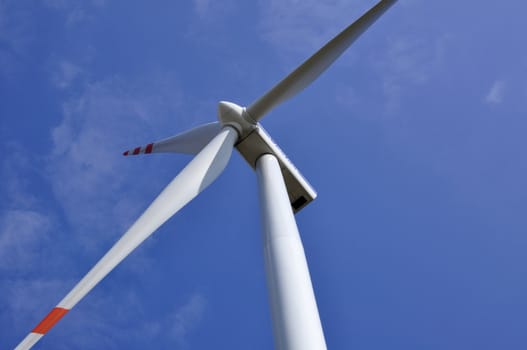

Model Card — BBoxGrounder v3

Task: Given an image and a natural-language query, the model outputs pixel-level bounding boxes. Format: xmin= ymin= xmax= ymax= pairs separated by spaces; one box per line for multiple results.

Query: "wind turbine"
xmin=15 ymin=1 xmax=397 ymax=349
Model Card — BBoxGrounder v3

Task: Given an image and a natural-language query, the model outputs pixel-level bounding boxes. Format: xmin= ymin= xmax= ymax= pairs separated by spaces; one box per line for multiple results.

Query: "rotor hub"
xmin=217 ymin=101 xmax=257 ymax=140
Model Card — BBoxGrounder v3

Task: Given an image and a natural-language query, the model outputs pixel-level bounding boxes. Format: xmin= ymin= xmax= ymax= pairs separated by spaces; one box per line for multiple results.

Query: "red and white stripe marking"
xmin=123 ymin=143 xmax=154 ymax=156
xmin=15 ymin=308 xmax=69 ymax=350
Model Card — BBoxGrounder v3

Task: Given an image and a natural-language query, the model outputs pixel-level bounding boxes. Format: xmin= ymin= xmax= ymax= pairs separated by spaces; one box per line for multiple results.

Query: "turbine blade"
xmin=245 ymin=0 xmax=397 ymax=122
xmin=123 ymin=122 xmax=221 ymax=156
xmin=15 ymin=126 xmax=238 ymax=350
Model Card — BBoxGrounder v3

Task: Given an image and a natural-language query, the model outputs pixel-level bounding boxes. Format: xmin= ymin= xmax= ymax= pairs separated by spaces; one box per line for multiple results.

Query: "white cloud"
xmin=47 ymin=74 xmax=185 ymax=252
xmin=51 ymin=60 xmax=82 ymax=89
xmin=194 ymin=0 xmax=210 ymax=17
xmin=0 ymin=144 xmax=38 ymax=208
xmin=120 ymin=293 xmax=207 ymax=348
xmin=334 ymin=31 xmax=449 ymax=117
xmin=379 ymin=34 xmax=448 ymax=112
xmin=0 ymin=210 xmax=51 ymax=270
xmin=191 ymin=0 xmax=236 ymax=21
xmin=169 ymin=293 xmax=207 ymax=348
xmin=43 ymin=0 xmax=104 ymax=10
xmin=0 ymin=1 xmax=35 ymax=78
xmin=258 ymin=0 xmax=371 ymax=60
xmin=44 ymin=0 xmax=105 ymax=26
xmin=0 ymin=1 xmax=30 ymax=47
xmin=485 ymin=80 xmax=506 ymax=104
xmin=0 ymin=0 xmax=7 ymax=36
xmin=257 ymin=0 xmax=446 ymax=114
xmin=0 ymin=147 xmax=72 ymax=348
xmin=0 ymin=143 xmax=60 ymax=274
xmin=3 ymin=278 xmax=70 ymax=331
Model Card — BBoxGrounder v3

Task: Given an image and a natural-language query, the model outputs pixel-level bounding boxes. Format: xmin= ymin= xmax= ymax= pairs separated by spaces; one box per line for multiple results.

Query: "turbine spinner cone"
xmin=217 ymin=101 xmax=256 ymax=139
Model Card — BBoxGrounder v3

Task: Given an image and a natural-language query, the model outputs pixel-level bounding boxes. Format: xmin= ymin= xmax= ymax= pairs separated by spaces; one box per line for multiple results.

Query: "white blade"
xmin=15 ymin=126 xmax=238 ymax=350
xmin=245 ymin=0 xmax=397 ymax=122
xmin=123 ymin=121 xmax=221 ymax=156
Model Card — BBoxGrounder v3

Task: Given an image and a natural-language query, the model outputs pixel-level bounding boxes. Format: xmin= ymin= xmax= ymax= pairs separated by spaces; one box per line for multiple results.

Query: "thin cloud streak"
xmin=51 ymin=60 xmax=82 ymax=89
xmin=485 ymin=80 xmax=506 ymax=104
xmin=0 ymin=210 xmax=51 ymax=271
xmin=125 ymin=293 xmax=207 ymax=350
xmin=43 ymin=0 xmax=106 ymax=26
xmin=171 ymin=294 xmax=207 ymax=340
xmin=47 ymin=74 xmax=184 ymax=251
xmin=258 ymin=0 xmax=371 ymax=60
xmin=380 ymin=34 xmax=448 ymax=113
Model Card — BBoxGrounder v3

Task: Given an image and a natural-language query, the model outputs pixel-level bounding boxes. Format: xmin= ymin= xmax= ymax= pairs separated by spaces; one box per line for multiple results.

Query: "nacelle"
xmin=235 ymin=124 xmax=317 ymax=213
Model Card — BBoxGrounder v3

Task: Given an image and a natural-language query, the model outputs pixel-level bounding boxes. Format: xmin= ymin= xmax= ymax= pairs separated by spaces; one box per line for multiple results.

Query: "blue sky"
xmin=1 ymin=0 xmax=527 ymax=349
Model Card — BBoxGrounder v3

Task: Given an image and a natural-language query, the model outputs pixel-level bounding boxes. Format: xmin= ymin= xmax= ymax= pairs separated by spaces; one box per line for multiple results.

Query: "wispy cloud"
xmin=47 ymin=74 xmax=184 ymax=251
xmin=484 ymin=79 xmax=506 ymax=104
xmin=0 ymin=143 xmax=38 ymax=209
xmin=169 ymin=293 xmax=207 ymax=345
xmin=0 ymin=143 xmax=56 ymax=273
xmin=258 ymin=0 xmax=369 ymax=60
xmin=0 ymin=0 xmax=34 ymax=78
xmin=379 ymin=34 xmax=448 ymax=113
xmin=190 ymin=0 xmax=236 ymax=24
xmin=2 ymin=278 xmax=70 ymax=333
xmin=88 ymin=292 xmax=208 ymax=350
xmin=0 ymin=210 xmax=51 ymax=271
xmin=44 ymin=0 xmax=105 ymax=26
xmin=0 ymin=144 xmax=70 ymax=347
xmin=132 ymin=293 xmax=207 ymax=349
xmin=51 ymin=60 xmax=82 ymax=89
xmin=0 ymin=1 xmax=31 ymax=50
xmin=193 ymin=0 xmax=211 ymax=18
xmin=257 ymin=0 xmax=446 ymax=114
xmin=334 ymin=32 xmax=449 ymax=117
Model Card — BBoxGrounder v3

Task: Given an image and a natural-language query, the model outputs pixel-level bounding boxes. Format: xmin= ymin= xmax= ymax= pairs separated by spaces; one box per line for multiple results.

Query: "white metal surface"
xmin=237 ymin=124 xmax=317 ymax=212
xmin=14 ymin=333 xmax=42 ymax=350
xmin=217 ymin=100 xmax=316 ymax=212
xmin=124 ymin=122 xmax=221 ymax=156
xmin=256 ymin=154 xmax=326 ymax=350
xmin=152 ymin=122 xmax=221 ymax=154
xmin=15 ymin=126 xmax=238 ymax=350
xmin=246 ymin=0 xmax=398 ymax=122
xmin=217 ymin=101 xmax=256 ymax=139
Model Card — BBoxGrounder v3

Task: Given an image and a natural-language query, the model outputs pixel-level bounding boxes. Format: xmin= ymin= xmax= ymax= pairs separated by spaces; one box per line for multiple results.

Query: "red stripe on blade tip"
xmin=32 ymin=307 xmax=69 ymax=334
xmin=145 ymin=143 xmax=154 ymax=154
xmin=132 ymin=147 xmax=141 ymax=155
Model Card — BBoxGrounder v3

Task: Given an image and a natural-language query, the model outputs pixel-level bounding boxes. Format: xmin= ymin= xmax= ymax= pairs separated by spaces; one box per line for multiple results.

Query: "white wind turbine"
xmin=15 ymin=1 xmax=397 ymax=349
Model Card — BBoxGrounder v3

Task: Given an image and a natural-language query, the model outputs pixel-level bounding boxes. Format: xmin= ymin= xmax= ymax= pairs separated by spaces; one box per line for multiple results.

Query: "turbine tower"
xmin=15 ymin=1 xmax=397 ymax=349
